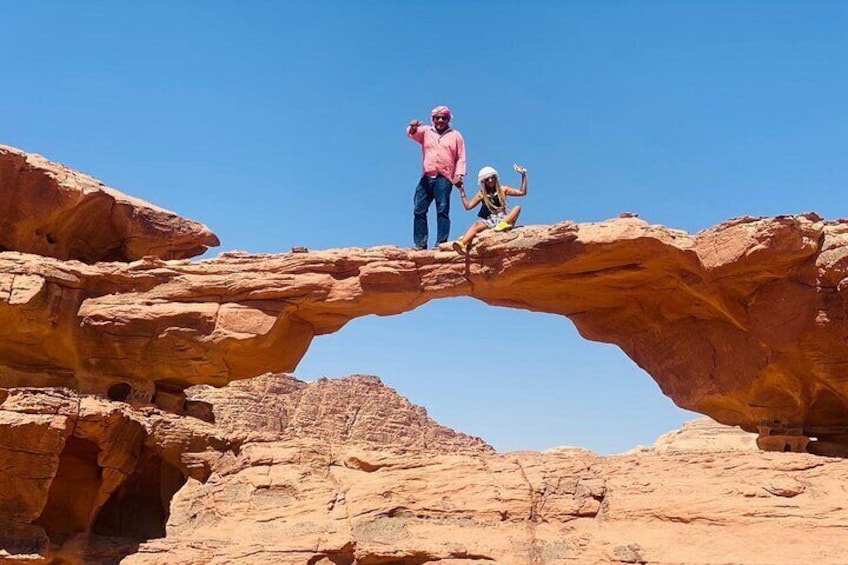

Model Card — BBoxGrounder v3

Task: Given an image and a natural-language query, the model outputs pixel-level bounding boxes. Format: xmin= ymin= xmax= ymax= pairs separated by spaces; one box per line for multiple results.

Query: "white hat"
xmin=477 ymin=166 xmax=499 ymax=184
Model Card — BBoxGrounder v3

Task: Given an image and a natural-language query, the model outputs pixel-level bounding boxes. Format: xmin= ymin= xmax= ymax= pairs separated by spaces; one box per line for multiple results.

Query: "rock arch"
xmin=2 ymin=210 xmax=848 ymax=453
xmin=3 ymin=141 xmax=848 ymax=454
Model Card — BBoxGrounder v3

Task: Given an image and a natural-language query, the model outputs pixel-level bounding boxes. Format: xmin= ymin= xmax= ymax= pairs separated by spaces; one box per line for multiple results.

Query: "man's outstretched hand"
xmin=408 ymin=119 xmax=422 ymax=133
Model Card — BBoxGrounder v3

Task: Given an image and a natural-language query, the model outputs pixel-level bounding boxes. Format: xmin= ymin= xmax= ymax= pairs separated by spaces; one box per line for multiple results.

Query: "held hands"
xmin=452 ymin=175 xmax=464 ymax=189
xmin=513 ymin=163 xmax=527 ymax=175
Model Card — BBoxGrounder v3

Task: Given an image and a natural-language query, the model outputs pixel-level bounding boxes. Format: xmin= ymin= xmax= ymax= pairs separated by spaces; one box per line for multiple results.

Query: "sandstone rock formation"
xmin=0 ymin=374 xmax=491 ymax=564
xmin=645 ymin=415 xmax=759 ymax=453
xmin=3 ymin=374 xmax=846 ymax=565
xmin=0 ymin=195 xmax=847 ymax=452
xmin=0 ymin=145 xmax=219 ymax=262
xmin=0 ymin=387 xmax=233 ymax=564
xmin=5 ymin=140 xmax=848 ymax=563
xmin=132 ymin=416 xmax=848 ymax=565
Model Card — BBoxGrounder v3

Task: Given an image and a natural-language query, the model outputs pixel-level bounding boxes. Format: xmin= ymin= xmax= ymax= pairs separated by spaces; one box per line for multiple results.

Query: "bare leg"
xmin=461 ymin=222 xmax=488 ymax=246
xmin=504 ymin=205 xmax=521 ymax=226
xmin=453 ymin=221 xmax=488 ymax=254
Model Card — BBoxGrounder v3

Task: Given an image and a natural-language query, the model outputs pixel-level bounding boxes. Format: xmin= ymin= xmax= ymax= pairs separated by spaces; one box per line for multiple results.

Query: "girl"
xmin=452 ymin=164 xmax=528 ymax=254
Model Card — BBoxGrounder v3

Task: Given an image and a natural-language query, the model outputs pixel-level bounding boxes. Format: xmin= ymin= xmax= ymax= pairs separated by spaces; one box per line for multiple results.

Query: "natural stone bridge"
xmin=3 ymin=143 xmax=848 ymax=456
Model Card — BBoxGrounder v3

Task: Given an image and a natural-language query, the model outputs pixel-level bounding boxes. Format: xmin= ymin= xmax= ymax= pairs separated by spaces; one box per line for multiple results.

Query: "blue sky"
xmin=3 ymin=2 xmax=846 ymax=453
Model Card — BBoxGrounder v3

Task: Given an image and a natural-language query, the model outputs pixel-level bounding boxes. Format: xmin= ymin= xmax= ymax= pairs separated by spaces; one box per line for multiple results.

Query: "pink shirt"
xmin=407 ymin=126 xmax=467 ymax=180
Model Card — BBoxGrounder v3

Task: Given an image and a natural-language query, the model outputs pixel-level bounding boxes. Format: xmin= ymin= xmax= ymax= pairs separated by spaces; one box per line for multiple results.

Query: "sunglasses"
xmin=432 ymin=115 xmax=450 ymax=121
xmin=484 ymin=176 xmax=497 ymax=182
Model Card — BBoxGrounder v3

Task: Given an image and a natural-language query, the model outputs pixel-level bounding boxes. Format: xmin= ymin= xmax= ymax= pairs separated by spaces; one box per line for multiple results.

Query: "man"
xmin=406 ymin=105 xmax=467 ymax=249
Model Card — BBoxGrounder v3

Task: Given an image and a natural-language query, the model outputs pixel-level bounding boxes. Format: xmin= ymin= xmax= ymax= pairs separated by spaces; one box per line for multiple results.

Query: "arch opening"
xmin=295 ymin=297 xmax=697 ymax=454
xmin=107 ymin=382 xmax=132 ymax=402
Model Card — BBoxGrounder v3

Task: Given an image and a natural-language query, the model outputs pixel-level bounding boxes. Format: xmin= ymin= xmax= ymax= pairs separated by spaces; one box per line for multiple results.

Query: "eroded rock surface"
xmin=0 ymin=144 xmax=219 ymax=262
xmin=2 ymin=380 xmax=846 ymax=565
xmin=2 ymin=212 xmax=848 ymax=449
xmin=131 ymin=435 xmax=848 ymax=565
xmin=0 ymin=374 xmax=490 ymax=563
xmin=0 ymin=387 xmax=233 ymax=564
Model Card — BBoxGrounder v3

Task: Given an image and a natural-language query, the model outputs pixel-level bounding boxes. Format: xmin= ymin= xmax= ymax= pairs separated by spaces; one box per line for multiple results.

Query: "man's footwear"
xmin=494 ymin=221 xmax=513 ymax=232
xmin=414 ymin=245 xmax=427 ymax=250
xmin=452 ymin=240 xmax=467 ymax=254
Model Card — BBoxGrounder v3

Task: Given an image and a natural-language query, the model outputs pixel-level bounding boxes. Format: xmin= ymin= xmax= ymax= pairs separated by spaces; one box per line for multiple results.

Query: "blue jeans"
xmin=413 ymin=174 xmax=452 ymax=249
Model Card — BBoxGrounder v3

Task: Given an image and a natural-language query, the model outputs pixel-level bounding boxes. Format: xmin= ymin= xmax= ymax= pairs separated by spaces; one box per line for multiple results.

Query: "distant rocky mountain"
xmin=187 ymin=372 xmax=492 ymax=454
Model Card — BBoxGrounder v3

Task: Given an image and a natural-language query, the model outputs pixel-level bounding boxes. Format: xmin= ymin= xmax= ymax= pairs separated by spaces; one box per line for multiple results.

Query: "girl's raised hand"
xmin=513 ymin=164 xmax=527 ymax=175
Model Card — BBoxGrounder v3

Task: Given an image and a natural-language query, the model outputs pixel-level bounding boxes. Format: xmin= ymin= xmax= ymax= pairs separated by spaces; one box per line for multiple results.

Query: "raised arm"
xmin=504 ymin=164 xmax=528 ymax=196
xmin=407 ymin=119 xmax=425 ymax=143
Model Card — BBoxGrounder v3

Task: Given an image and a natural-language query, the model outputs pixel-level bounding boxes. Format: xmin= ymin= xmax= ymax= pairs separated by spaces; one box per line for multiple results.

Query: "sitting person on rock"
xmin=452 ymin=164 xmax=528 ymax=254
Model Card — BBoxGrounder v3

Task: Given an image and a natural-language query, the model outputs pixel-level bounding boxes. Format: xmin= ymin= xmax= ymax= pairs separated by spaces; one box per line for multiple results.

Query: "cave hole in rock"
xmin=294 ymin=298 xmax=696 ymax=453
xmin=35 ymin=436 xmax=103 ymax=540
xmin=107 ymin=382 xmax=132 ymax=402
xmin=92 ymin=453 xmax=186 ymax=541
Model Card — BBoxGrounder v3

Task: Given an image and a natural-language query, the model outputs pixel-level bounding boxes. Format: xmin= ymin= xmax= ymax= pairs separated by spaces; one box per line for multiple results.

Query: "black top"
xmin=477 ymin=188 xmax=504 ymax=219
